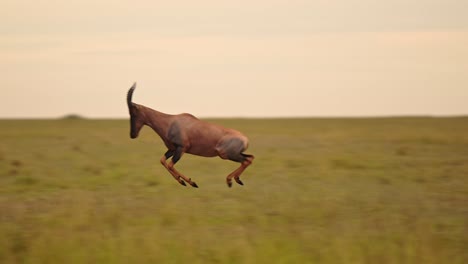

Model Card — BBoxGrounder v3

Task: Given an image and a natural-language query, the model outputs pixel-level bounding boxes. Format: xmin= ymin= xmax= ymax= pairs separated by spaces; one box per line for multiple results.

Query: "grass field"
xmin=0 ymin=117 xmax=467 ymax=263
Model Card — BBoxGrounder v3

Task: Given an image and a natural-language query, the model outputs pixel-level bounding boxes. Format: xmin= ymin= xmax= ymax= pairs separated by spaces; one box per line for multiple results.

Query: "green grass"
xmin=0 ymin=117 xmax=467 ymax=263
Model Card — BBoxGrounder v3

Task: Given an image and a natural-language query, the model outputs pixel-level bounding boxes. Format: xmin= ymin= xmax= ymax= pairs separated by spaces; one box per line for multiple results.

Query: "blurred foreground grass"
xmin=0 ymin=117 xmax=467 ymax=263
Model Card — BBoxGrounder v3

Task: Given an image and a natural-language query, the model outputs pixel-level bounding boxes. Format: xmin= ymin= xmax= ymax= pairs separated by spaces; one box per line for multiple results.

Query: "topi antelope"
xmin=127 ymin=83 xmax=254 ymax=188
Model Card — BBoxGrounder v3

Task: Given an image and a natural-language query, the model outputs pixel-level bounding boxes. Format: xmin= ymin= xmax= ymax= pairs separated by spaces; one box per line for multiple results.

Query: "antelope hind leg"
xmin=226 ymin=154 xmax=254 ymax=188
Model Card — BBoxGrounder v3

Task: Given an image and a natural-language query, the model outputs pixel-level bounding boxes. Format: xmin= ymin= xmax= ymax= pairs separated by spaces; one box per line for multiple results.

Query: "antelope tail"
xmin=127 ymin=82 xmax=136 ymax=109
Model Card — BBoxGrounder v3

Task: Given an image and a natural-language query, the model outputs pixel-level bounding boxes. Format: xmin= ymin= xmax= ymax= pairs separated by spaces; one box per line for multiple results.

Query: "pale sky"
xmin=1 ymin=0 xmax=468 ymax=118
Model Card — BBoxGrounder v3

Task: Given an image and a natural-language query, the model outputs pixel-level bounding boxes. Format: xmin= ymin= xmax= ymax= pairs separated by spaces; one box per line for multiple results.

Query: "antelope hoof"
xmin=191 ymin=182 xmax=199 ymax=188
xmin=179 ymin=180 xmax=187 ymax=186
xmin=227 ymin=181 xmax=233 ymax=188
xmin=235 ymin=178 xmax=244 ymax=186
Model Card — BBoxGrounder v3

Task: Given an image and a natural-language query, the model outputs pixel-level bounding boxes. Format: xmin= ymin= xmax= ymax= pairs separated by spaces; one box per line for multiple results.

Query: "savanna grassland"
xmin=0 ymin=117 xmax=467 ymax=263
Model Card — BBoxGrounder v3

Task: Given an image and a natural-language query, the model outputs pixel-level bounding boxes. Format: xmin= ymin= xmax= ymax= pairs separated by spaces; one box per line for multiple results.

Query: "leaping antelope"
xmin=127 ymin=83 xmax=254 ymax=188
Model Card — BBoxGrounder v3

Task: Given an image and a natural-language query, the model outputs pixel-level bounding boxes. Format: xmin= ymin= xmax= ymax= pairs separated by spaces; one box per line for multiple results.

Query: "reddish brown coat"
xmin=127 ymin=83 xmax=254 ymax=187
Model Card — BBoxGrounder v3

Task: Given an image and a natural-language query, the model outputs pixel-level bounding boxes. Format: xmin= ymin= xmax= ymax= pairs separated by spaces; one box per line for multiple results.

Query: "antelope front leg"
xmin=167 ymin=161 xmax=198 ymax=188
xmin=160 ymin=151 xmax=186 ymax=186
xmin=161 ymin=147 xmax=199 ymax=188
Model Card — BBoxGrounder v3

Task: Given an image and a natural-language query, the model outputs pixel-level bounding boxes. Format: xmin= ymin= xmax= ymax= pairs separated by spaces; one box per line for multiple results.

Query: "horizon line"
xmin=1 ymin=114 xmax=467 ymax=120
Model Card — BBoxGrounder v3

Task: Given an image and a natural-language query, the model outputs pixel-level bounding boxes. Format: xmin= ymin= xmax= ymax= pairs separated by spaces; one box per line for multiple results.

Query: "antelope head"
xmin=127 ymin=83 xmax=145 ymax=139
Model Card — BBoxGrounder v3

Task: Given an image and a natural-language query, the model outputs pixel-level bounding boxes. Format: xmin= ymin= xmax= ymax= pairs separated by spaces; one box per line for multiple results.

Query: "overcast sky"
xmin=1 ymin=0 xmax=468 ymax=118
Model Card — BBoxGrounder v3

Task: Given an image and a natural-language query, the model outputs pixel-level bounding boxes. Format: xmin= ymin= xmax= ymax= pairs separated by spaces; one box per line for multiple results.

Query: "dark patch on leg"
xmin=241 ymin=153 xmax=254 ymax=163
xmin=228 ymin=152 xmax=251 ymax=163
xmin=164 ymin=149 xmax=174 ymax=160
xmin=172 ymin=146 xmax=183 ymax=164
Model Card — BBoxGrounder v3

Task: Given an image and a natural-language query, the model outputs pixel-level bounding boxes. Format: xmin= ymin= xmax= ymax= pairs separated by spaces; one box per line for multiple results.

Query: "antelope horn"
xmin=127 ymin=82 xmax=136 ymax=111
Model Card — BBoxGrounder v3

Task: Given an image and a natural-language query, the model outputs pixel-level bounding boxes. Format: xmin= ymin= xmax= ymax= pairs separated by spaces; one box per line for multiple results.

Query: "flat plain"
xmin=0 ymin=117 xmax=467 ymax=263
